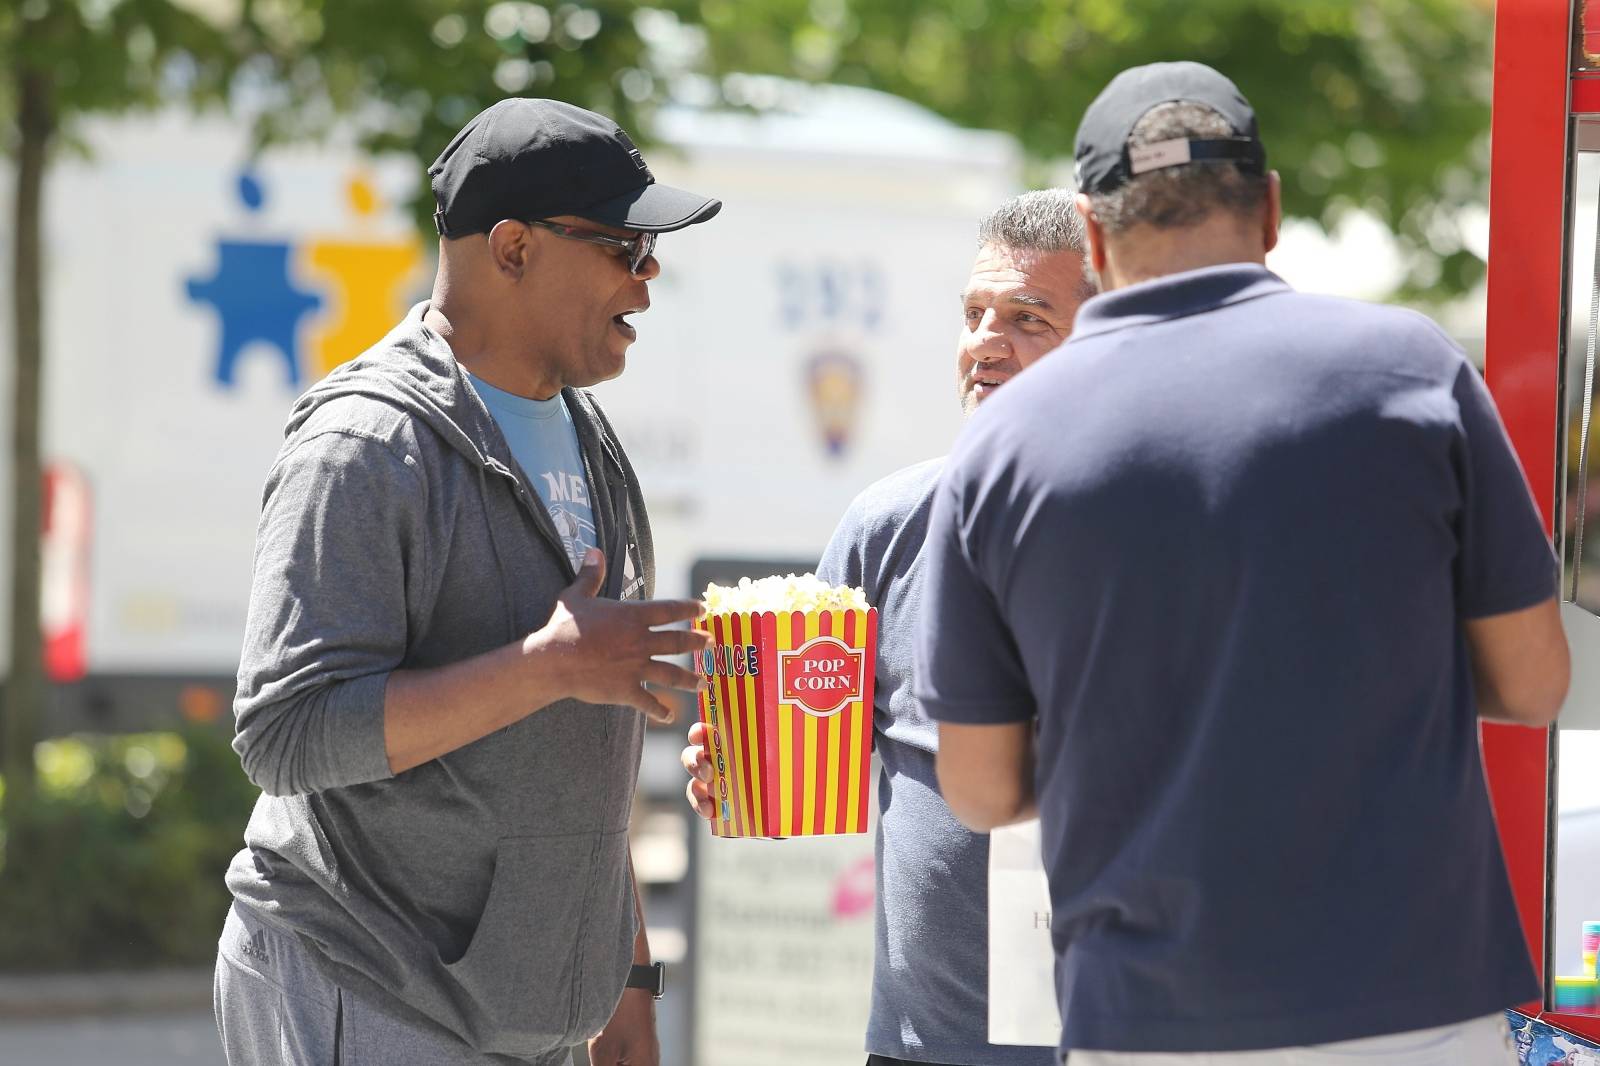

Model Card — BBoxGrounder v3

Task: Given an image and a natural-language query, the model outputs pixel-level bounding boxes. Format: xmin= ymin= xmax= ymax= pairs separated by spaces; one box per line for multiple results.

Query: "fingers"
xmin=646 ymin=628 xmax=715 ymax=657
xmin=628 ymin=685 xmax=679 ymax=726
xmin=643 ymin=660 xmax=702 ymax=693
xmin=636 ymin=598 xmax=707 ymax=627
xmin=565 ymin=548 xmax=606 ymax=599
xmin=679 ymin=738 xmax=712 ymax=782
xmin=644 ymin=660 xmax=703 ymax=694
xmin=685 ymin=777 xmax=715 ymax=821
xmin=687 ymin=720 xmax=708 ymax=745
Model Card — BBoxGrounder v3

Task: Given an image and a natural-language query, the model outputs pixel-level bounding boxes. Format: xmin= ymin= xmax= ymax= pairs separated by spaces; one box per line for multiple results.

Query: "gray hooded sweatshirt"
xmin=225 ymin=304 xmax=655 ymax=1063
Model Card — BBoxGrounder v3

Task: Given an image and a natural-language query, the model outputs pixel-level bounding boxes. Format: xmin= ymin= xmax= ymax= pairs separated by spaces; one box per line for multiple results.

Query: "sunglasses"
xmin=524 ymin=219 xmax=657 ymax=276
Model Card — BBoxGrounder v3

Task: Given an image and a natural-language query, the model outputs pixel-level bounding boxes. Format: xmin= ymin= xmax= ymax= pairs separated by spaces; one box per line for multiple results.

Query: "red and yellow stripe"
xmin=697 ymin=607 xmax=877 ymax=838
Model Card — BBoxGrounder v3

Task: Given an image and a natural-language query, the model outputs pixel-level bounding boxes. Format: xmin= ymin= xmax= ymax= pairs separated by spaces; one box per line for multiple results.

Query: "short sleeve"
xmin=913 ymin=460 xmax=1036 ymax=724
xmin=1453 ymin=363 xmax=1558 ymax=618
xmin=816 ymin=494 xmax=868 ymax=594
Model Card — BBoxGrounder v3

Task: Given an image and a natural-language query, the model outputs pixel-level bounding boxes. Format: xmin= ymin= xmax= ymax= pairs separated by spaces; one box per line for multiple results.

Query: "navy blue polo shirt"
xmin=915 ymin=264 xmax=1552 ymax=1053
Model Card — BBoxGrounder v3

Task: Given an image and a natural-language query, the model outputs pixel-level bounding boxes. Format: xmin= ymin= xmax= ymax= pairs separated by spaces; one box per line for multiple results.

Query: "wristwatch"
xmin=626 ymin=961 xmax=665 ymax=999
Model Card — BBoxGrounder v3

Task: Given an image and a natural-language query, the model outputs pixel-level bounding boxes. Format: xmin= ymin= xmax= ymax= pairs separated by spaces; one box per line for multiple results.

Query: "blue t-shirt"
xmin=468 ymin=374 xmax=597 ymax=571
xmin=915 ymin=264 xmax=1553 ymax=1054
xmin=819 ymin=458 xmax=1055 ymax=1066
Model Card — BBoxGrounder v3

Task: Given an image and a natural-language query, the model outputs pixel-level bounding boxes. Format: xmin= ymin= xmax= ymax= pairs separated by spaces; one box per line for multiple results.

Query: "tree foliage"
xmin=229 ymin=0 xmax=679 ymax=234
xmin=687 ymin=0 xmax=1496 ymax=299
xmin=0 ymin=0 xmax=1499 ymax=322
xmin=0 ymin=0 xmax=256 ymax=126
xmin=0 ymin=0 xmax=263 ymax=803
xmin=0 ymin=728 xmax=258 ymax=970
xmin=174 ymin=0 xmax=1495 ymax=297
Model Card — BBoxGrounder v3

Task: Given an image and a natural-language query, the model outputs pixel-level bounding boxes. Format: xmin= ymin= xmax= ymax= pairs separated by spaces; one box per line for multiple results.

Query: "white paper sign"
xmin=987 ymin=819 xmax=1062 ymax=1047
xmin=692 ymin=825 xmax=876 ymax=1066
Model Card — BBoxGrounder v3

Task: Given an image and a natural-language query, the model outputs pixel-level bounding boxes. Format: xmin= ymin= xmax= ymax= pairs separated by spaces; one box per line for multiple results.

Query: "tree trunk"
xmin=4 ymin=66 xmax=53 ymax=806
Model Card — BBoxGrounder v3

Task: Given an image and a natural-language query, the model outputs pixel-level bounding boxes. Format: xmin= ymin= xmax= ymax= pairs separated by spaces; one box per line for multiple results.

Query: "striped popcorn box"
xmin=695 ymin=576 xmax=878 ymax=838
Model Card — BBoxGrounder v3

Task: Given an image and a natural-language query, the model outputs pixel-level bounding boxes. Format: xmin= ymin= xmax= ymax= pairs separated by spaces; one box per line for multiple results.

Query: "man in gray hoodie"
xmin=214 ymin=99 xmax=721 ymax=1066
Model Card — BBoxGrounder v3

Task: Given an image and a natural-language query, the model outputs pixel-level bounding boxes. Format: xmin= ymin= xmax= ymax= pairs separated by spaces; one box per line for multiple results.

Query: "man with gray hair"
xmin=683 ymin=188 xmax=1095 ymax=1066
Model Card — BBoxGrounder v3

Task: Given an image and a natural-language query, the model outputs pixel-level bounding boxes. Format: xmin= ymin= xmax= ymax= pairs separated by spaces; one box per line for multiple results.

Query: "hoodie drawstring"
xmin=478 ymin=464 xmax=519 ymax=645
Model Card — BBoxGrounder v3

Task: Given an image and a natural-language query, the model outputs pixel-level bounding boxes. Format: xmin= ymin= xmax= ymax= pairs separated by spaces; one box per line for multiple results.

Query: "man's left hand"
xmin=587 ymin=988 xmax=658 ymax=1066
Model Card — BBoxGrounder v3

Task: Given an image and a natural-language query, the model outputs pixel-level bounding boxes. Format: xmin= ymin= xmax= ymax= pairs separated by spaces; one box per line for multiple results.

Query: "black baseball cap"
xmin=429 ymin=98 xmax=721 ymax=238
xmin=1074 ymin=61 xmax=1266 ymax=195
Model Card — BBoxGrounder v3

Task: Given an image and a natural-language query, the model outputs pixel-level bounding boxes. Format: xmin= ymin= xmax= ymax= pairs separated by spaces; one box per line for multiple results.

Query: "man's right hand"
xmin=526 ymin=548 xmax=710 ymax=724
xmin=680 ymin=721 xmax=715 ymax=821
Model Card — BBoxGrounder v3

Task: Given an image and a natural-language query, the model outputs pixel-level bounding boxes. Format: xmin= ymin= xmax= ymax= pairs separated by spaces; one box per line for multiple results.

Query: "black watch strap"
xmin=626 ymin=962 xmax=664 ymax=999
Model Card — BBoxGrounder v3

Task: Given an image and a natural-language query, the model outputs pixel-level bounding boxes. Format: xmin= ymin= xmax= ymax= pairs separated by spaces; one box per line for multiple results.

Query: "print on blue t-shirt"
xmin=467 ymin=373 xmax=597 ymax=571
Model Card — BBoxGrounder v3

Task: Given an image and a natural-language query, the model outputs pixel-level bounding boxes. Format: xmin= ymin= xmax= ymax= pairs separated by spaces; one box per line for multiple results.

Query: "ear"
xmin=487 ymin=219 xmax=533 ymax=280
xmin=1261 ymin=171 xmax=1283 ymax=255
xmin=1075 ymin=192 xmax=1109 ymax=276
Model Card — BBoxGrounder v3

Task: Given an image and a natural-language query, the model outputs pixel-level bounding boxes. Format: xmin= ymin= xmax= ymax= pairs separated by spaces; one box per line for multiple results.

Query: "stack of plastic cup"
xmin=1585 ymin=920 xmax=1600 ymax=978
xmin=1554 ymin=976 xmax=1600 ymax=1010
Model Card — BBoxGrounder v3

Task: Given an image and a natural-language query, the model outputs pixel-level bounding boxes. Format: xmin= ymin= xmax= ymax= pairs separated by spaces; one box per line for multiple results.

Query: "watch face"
xmin=630 ymin=962 xmax=664 ymax=998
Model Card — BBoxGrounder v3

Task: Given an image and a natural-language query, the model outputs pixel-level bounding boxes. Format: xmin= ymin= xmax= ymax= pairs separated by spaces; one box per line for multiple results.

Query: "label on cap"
xmin=1129 ymin=138 xmax=1194 ymax=175
xmin=615 ymin=131 xmax=651 ymax=174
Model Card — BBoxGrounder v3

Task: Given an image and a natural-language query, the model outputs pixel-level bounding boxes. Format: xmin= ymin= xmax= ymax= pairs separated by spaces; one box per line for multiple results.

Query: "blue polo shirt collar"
xmin=1071 ymin=262 xmax=1291 ymax=342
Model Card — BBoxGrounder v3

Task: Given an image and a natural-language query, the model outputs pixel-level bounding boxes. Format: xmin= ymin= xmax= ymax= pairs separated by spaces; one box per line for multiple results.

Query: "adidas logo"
xmin=622 ymin=547 xmax=645 ymax=599
xmin=240 ymin=929 xmax=270 ymax=964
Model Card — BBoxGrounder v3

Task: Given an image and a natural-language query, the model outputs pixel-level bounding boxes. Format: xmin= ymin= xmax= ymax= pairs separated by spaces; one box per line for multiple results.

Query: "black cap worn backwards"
xmin=429 ymin=98 xmax=722 ymax=238
xmin=1074 ymin=61 xmax=1266 ymax=195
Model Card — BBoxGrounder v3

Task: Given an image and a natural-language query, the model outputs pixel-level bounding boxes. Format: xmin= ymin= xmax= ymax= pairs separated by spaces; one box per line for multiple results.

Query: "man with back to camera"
xmin=214 ymin=98 xmax=721 ymax=1066
xmin=682 ymin=189 xmax=1096 ymax=1066
xmin=919 ymin=61 xmax=1570 ymax=1065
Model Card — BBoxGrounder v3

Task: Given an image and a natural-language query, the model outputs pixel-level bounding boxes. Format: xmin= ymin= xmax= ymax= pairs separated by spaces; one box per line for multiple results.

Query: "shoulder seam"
xmin=277 ymin=426 xmax=432 ymax=584
xmin=281 ymin=426 xmax=420 ymax=471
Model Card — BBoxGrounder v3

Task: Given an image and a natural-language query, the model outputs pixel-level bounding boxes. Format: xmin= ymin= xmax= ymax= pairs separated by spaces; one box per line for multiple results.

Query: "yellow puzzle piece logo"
xmin=303 ymin=175 xmax=424 ymax=382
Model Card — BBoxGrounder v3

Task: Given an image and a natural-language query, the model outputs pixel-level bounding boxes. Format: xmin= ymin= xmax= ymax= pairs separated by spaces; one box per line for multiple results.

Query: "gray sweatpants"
xmin=214 ymin=902 xmax=585 ymax=1066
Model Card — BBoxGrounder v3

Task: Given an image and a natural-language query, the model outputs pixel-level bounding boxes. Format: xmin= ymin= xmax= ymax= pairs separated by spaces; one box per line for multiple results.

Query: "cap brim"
xmin=580 ymin=182 xmax=722 ymax=233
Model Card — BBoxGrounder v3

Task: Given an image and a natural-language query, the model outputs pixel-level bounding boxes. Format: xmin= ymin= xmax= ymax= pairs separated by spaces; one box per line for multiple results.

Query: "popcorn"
xmin=702 ymin=573 xmax=869 ymax=614
xmin=695 ymin=574 xmax=878 ymax=838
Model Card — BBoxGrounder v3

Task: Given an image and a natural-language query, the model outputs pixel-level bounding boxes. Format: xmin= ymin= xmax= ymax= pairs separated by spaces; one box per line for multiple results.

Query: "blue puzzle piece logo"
xmin=185 ymin=172 xmax=323 ymax=389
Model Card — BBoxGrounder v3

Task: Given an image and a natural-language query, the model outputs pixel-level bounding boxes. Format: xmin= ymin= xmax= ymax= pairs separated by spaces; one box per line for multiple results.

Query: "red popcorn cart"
xmin=1484 ymin=0 xmax=1600 ymax=1050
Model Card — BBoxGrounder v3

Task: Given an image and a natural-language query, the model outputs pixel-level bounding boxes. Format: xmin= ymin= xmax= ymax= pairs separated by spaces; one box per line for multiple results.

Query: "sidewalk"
xmin=0 ymin=1009 xmax=222 ymax=1066
xmin=0 ymin=969 xmax=212 ymax=1019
